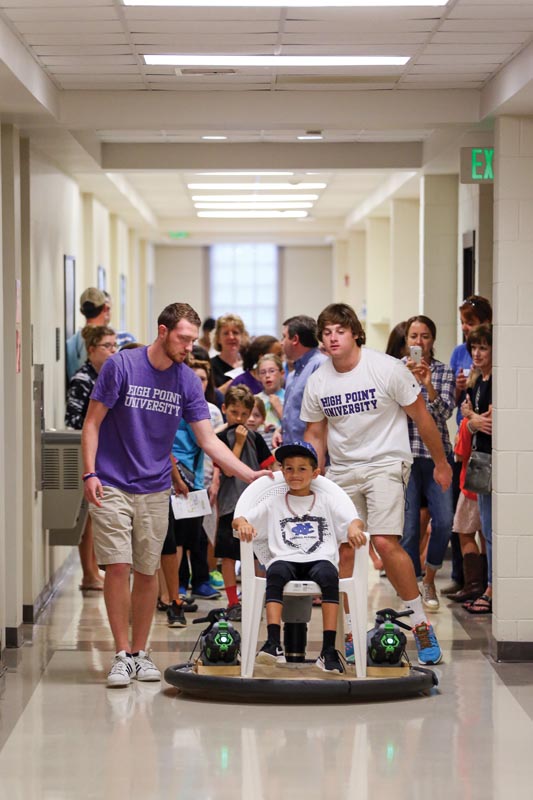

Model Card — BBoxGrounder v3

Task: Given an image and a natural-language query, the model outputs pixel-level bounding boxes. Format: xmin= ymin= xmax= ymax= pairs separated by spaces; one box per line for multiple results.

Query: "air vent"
xmin=63 ymin=449 xmax=81 ymax=489
xmin=43 ymin=449 xmax=60 ymax=490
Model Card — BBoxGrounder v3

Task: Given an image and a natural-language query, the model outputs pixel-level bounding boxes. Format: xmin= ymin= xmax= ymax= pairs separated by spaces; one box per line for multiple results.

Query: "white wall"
xmin=154 ymin=245 xmax=206 ymax=324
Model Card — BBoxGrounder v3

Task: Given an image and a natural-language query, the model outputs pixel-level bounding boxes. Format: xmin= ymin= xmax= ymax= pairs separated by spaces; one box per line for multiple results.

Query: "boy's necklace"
xmin=285 ymin=491 xmax=316 ymax=519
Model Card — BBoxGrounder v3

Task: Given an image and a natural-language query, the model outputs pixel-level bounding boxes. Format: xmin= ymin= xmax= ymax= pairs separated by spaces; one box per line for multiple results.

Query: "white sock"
xmin=344 ymin=613 xmax=352 ymax=635
xmin=404 ymin=595 xmax=426 ymax=627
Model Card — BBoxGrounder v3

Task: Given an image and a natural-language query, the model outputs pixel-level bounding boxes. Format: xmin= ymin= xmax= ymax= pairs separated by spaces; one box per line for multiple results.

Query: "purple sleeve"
xmin=91 ymin=355 xmax=125 ymax=409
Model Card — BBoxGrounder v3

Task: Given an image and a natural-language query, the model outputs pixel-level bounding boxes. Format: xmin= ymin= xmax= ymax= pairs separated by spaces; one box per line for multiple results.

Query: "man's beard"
xmin=162 ymin=340 xmax=185 ymax=363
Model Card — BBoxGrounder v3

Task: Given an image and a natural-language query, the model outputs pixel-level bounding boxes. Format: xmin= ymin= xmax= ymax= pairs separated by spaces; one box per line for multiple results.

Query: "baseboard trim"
xmin=492 ymin=637 xmax=533 ymax=662
xmin=5 ymin=624 xmax=24 ymax=649
xmin=23 ymin=548 xmax=78 ymax=624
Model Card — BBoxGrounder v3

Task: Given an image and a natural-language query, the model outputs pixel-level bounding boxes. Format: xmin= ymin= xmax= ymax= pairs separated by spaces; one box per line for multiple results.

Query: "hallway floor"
xmin=1 ymin=561 xmax=532 ymax=799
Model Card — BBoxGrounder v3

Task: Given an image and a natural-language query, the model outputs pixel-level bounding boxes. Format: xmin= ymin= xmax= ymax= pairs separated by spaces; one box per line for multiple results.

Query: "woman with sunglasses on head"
xmin=65 ymin=325 xmax=117 ymax=591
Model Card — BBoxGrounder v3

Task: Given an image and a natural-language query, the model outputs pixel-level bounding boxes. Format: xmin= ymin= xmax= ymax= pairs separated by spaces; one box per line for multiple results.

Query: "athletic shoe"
xmin=226 ymin=602 xmax=242 ymax=622
xmin=107 ymin=651 xmax=135 ymax=687
xmin=192 ymin=582 xmax=222 ymax=600
xmin=209 ymin=569 xmax=224 ymax=589
xmin=182 ymin=600 xmax=198 ymax=613
xmin=167 ymin=601 xmax=187 ymax=628
xmin=133 ymin=650 xmax=161 ymax=681
xmin=412 ymin=621 xmax=442 ymax=666
xmin=344 ymin=632 xmax=355 ymax=665
xmin=316 ymin=647 xmax=345 ymax=674
xmin=421 ymin=582 xmax=440 ymax=611
xmin=256 ymin=640 xmax=286 ymax=665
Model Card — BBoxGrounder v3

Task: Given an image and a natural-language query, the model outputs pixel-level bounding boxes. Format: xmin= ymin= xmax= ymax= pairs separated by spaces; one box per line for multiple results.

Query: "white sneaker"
xmin=421 ymin=582 xmax=440 ymax=612
xmin=133 ymin=650 xmax=161 ymax=682
xmin=107 ymin=651 xmax=135 ymax=687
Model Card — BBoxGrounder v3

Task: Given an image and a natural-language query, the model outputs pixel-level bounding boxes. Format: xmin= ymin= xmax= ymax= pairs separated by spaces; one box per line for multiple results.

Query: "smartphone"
xmin=409 ymin=345 xmax=422 ymax=364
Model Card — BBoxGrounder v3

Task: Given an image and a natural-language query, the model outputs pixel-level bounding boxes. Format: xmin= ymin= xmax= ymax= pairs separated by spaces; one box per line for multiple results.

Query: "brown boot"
xmin=448 ymin=553 xmax=484 ymax=603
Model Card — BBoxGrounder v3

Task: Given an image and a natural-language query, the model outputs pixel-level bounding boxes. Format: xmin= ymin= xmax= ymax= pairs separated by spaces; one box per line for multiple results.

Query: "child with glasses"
xmin=256 ymin=353 xmax=285 ymax=450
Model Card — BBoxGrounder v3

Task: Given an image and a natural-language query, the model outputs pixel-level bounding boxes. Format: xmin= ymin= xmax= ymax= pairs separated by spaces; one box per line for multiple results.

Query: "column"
xmin=365 ymin=217 xmax=391 ymax=351
xmin=420 ymin=174 xmax=458 ymax=361
xmin=391 ymin=198 xmax=420 ymax=324
xmin=492 ymin=115 xmax=533 ymax=660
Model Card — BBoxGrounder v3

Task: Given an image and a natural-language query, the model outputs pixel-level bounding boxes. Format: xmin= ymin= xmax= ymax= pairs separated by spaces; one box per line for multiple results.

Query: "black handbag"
xmin=464 ymin=449 xmax=491 ymax=495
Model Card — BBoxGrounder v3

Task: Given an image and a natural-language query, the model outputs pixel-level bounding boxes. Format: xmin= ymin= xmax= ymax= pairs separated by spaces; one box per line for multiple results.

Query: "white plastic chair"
xmin=234 ymin=472 xmax=369 ymax=679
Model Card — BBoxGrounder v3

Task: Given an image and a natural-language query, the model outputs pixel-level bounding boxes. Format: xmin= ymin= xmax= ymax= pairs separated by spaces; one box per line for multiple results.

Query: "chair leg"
xmin=340 ymin=543 xmax=369 ymax=678
xmin=241 ymin=582 xmax=266 ymax=678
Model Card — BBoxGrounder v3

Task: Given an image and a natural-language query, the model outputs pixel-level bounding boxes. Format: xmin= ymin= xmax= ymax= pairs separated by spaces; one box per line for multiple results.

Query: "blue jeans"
xmin=401 ymin=456 xmax=454 ymax=578
xmin=478 ymin=493 xmax=492 ymax=587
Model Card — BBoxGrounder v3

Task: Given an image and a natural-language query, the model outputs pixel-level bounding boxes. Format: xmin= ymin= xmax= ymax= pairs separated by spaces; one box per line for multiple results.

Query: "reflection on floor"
xmin=1 ymin=561 xmax=533 ymax=799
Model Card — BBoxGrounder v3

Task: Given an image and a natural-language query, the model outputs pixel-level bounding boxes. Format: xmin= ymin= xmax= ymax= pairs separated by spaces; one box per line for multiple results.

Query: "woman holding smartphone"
xmin=400 ymin=315 xmax=456 ymax=611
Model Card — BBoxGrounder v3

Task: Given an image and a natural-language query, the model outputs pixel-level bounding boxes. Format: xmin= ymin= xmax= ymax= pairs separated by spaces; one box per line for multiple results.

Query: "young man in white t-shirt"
xmin=301 ymin=303 xmax=453 ymax=666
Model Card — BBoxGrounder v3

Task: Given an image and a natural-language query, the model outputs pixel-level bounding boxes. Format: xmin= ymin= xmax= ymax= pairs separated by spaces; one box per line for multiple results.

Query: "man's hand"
xmin=347 ymin=520 xmax=367 ymax=549
xmin=232 ymin=516 xmax=256 ymax=542
xmin=84 ymin=475 xmax=104 ymax=508
xmin=433 ymin=460 xmax=453 ymax=492
xmin=235 ymin=424 xmax=248 ymax=447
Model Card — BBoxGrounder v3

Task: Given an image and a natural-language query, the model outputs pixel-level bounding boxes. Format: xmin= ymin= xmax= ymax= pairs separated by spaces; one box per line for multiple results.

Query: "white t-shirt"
xmin=301 ymin=348 xmax=420 ymax=468
xmin=245 ymin=489 xmax=358 ymax=568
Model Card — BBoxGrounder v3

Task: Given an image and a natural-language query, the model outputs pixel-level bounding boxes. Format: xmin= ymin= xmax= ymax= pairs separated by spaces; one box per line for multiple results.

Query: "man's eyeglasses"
xmin=98 ymin=342 xmax=118 ymax=351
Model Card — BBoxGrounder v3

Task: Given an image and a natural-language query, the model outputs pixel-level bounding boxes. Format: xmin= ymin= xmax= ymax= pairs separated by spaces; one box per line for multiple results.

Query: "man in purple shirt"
xmin=82 ymin=302 xmax=270 ymax=687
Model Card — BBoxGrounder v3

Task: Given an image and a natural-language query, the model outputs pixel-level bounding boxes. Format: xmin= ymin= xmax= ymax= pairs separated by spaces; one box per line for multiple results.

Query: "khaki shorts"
xmin=89 ymin=485 xmax=171 ymax=575
xmin=327 ymin=461 xmax=410 ymax=536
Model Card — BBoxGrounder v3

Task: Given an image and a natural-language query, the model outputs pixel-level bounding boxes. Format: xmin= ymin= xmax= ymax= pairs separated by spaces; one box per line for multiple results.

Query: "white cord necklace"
xmin=285 ymin=491 xmax=316 ymax=519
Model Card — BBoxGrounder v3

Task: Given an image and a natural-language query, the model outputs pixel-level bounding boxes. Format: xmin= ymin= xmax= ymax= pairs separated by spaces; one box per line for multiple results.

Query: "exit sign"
xmin=460 ymin=147 xmax=494 ymax=184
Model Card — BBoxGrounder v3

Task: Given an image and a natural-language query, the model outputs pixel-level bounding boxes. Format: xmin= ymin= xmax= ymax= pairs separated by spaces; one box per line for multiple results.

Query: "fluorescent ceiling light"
xmin=146 ymin=54 xmax=409 ymax=67
xmin=201 ymin=135 xmax=227 ymax=140
xmin=128 ymin=2 xmax=448 ymax=8
xmin=191 ymin=194 xmax=319 ymax=202
xmin=297 ymin=134 xmax=324 ymax=141
xmin=194 ymin=202 xmax=313 ymax=210
xmin=188 ymin=182 xmax=326 ymax=190
xmin=195 ymin=171 xmax=294 ymax=176
xmin=197 ymin=210 xmax=308 ymax=219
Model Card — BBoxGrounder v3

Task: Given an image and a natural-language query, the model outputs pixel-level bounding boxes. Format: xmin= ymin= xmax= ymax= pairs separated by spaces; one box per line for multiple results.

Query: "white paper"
xmin=171 ymin=489 xmax=212 ymax=520
xmin=224 ymin=367 xmax=244 ymax=379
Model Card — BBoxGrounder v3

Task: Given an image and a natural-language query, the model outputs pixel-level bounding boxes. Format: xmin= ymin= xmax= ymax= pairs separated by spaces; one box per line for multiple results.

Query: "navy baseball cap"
xmin=275 ymin=440 xmax=318 ymax=466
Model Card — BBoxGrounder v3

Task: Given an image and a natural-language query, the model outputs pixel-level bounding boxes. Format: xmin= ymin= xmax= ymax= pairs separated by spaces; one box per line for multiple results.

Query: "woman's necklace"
xmin=285 ymin=492 xmax=316 ymax=520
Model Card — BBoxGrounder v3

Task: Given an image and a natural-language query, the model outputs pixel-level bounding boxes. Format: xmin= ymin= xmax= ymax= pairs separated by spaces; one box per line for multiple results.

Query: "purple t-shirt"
xmin=91 ymin=346 xmax=209 ymax=493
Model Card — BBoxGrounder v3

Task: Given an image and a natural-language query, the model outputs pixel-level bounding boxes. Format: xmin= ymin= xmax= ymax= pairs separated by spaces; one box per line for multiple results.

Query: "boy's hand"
xmin=235 ymin=425 xmax=248 ymax=446
xmin=347 ymin=520 xmax=367 ymax=549
xmin=232 ymin=516 xmax=256 ymax=542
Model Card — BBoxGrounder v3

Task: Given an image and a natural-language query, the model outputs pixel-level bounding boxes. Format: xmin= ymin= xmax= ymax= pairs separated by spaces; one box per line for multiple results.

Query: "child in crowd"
xmin=214 ymin=385 xmax=275 ymax=619
xmin=246 ymin=395 xmax=267 ymax=435
xmin=233 ymin=441 xmax=366 ymax=673
xmin=255 ymin=353 xmax=285 ymax=450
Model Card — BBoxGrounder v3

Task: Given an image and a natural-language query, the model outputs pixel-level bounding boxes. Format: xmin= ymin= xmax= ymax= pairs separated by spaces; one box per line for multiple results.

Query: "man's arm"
xmin=190 ymin=418 xmax=273 ymax=483
xmin=403 ymin=395 xmax=452 ymax=491
xmin=304 ymin=419 xmax=328 ymax=474
xmin=81 ymin=399 xmax=109 ymax=507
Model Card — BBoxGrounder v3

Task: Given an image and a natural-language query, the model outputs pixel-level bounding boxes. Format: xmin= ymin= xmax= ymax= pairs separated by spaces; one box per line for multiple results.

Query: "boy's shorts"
xmin=327 ymin=461 xmax=410 ymax=536
xmin=161 ymin=503 xmax=186 ymax=555
xmin=89 ymin=485 xmax=170 ymax=575
xmin=215 ymin=512 xmax=241 ymax=561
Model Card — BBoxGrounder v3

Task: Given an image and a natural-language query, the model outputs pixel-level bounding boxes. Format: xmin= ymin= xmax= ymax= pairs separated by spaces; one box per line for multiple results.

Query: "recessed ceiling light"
xmin=188 ymin=182 xmax=326 ymax=190
xmin=146 ymin=54 xmax=409 ymax=67
xmin=195 ymin=171 xmax=295 ymax=176
xmin=191 ymin=194 xmax=319 ymax=202
xmin=201 ymin=135 xmax=228 ymax=140
xmin=194 ymin=202 xmax=313 ymax=210
xmin=197 ymin=210 xmax=308 ymax=219
xmin=297 ymin=133 xmax=324 ymax=141
xmin=128 ymin=2 xmax=448 ymax=8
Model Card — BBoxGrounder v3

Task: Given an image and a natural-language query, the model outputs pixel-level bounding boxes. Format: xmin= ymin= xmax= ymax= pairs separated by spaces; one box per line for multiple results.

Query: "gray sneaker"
xmin=107 ymin=651 xmax=135 ymax=687
xmin=421 ymin=582 xmax=440 ymax=611
xmin=133 ymin=650 xmax=161 ymax=682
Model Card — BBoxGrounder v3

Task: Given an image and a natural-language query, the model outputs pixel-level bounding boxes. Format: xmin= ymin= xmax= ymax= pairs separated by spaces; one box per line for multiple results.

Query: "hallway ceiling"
xmin=0 ymin=0 xmax=532 ymax=242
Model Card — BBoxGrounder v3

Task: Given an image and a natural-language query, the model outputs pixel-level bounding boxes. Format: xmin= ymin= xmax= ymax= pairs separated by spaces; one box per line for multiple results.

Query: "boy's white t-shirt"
xmin=301 ymin=348 xmax=420 ymax=468
xmin=245 ymin=489 xmax=358 ymax=569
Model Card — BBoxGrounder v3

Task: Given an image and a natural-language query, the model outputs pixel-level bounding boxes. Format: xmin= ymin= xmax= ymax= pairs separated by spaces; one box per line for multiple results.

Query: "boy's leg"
xmin=307 ymin=561 xmax=340 ymax=650
xmin=256 ymin=561 xmax=296 ymax=663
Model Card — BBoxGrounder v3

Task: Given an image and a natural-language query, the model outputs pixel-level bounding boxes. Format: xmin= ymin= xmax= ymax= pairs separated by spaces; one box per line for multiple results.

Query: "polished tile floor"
xmin=1 ymin=561 xmax=532 ymax=799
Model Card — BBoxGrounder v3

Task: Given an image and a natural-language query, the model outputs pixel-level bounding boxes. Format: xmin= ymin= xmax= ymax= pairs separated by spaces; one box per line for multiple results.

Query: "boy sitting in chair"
xmin=232 ymin=441 xmax=366 ymax=673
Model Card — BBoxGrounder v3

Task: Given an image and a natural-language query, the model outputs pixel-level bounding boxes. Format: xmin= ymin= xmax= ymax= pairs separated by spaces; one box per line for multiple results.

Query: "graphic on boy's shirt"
xmin=320 ymin=388 xmax=378 ymax=418
xmin=124 ymin=384 xmax=182 ymax=416
xmin=280 ymin=515 xmax=330 ymax=554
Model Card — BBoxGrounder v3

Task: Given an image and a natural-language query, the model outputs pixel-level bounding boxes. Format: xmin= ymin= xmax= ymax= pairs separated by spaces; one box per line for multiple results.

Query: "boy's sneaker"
xmin=167 ymin=601 xmax=187 ymax=628
xmin=421 ymin=582 xmax=440 ymax=611
xmin=412 ymin=621 xmax=442 ymax=665
xmin=192 ymin=582 xmax=222 ymax=600
xmin=107 ymin=651 xmax=135 ymax=687
xmin=256 ymin=640 xmax=286 ymax=665
xmin=316 ymin=647 xmax=345 ymax=674
xmin=133 ymin=650 xmax=161 ymax=681
xmin=226 ymin=602 xmax=242 ymax=622
xmin=344 ymin=632 xmax=355 ymax=664
xmin=209 ymin=569 xmax=224 ymax=589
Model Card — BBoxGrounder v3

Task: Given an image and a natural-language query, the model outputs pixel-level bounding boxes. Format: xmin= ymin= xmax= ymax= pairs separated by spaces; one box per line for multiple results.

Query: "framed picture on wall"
xmin=64 ymin=255 xmax=76 ymax=340
xmin=97 ymin=265 xmax=107 ymax=291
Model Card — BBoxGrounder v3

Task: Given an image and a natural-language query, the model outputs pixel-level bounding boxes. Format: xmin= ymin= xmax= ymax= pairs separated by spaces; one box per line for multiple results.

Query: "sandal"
xmin=157 ymin=598 xmax=170 ymax=612
xmin=466 ymin=594 xmax=492 ymax=615
xmin=79 ymin=581 xmax=104 ymax=592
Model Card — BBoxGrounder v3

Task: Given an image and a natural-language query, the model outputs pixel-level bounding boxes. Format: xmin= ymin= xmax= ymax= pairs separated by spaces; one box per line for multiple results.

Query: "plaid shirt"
xmin=402 ymin=358 xmax=456 ymax=458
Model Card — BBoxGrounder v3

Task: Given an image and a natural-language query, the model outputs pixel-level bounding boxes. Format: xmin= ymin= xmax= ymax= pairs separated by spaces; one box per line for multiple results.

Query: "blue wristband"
xmin=82 ymin=472 xmax=98 ymax=482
